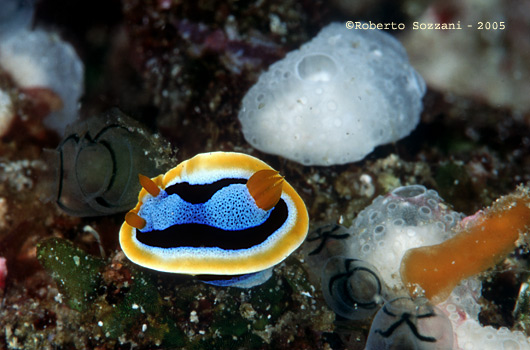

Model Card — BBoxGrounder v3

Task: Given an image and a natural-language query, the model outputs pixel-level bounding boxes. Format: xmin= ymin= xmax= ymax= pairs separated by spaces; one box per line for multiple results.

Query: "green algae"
xmin=192 ymin=334 xmax=264 ymax=350
xmin=435 ymin=161 xmax=474 ymax=211
xmin=377 ymin=173 xmax=401 ymax=193
xmin=36 ymin=237 xmax=316 ymax=348
xmin=35 ymin=237 xmax=186 ymax=346
xmin=97 ymin=270 xmax=159 ymax=338
xmin=247 ymin=272 xmax=290 ymax=321
xmin=36 ymin=237 xmax=105 ymax=312
xmin=283 ymin=257 xmax=312 ymax=294
xmin=97 ymin=266 xmax=186 ymax=346
xmin=212 ymin=312 xmax=250 ymax=337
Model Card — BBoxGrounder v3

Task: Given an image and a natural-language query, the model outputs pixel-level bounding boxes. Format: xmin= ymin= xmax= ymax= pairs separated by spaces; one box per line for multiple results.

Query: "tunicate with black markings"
xmin=321 ymin=256 xmax=387 ymax=320
xmin=308 ymin=185 xmax=466 ymax=323
xmin=365 ymin=297 xmax=454 ymax=350
xmin=41 ymin=109 xmax=174 ymax=216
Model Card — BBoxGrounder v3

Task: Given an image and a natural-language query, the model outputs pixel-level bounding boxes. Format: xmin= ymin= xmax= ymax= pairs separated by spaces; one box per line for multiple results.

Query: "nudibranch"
xmin=119 ymin=152 xmax=308 ymax=287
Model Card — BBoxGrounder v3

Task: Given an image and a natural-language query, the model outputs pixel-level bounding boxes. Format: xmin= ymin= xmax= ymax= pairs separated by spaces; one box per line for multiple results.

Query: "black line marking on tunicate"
xmin=327 ymin=259 xmax=382 ymax=310
xmin=375 ymin=302 xmax=437 ymax=343
xmin=56 ymin=124 xmax=136 ymax=212
xmin=92 ymin=124 xmax=136 ymax=204
xmin=56 ymin=133 xmax=80 ymax=210
xmin=307 ymin=225 xmax=350 ymax=255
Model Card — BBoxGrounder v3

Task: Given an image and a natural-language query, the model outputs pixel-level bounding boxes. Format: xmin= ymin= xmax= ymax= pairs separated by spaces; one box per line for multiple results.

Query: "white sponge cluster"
xmin=313 ymin=185 xmax=530 ymax=349
xmin=239 ymin=22 xmax=426 ymax=166
xmin=454 ymin=322 xmax=530 ymax=350
xmin=439 ymin=279 xmax=530 ymax=350
xmin=346 ymin=185 xmax=463 ymax=291
xmin=0 ymin=0 xmax=84 ymax=135
xmin=0 ymin=88 xmax=14 ymax=137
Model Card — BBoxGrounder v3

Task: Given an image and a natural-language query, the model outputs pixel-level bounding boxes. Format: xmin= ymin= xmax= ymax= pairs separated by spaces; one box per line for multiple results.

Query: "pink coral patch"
xmin=0 ymin=257 xmax=7 ymax=290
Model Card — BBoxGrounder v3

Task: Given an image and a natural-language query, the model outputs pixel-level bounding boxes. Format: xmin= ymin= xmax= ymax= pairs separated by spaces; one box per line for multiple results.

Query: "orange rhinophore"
xmin=246 ymin=169 xmax=284 ymax=211
xmin=138 ymin=173 xmax=160 ymax=198
xmin=125 ymin=211 xmax=146 ymax=230
xmin=400 ymin=187 xmax=530 ymax=304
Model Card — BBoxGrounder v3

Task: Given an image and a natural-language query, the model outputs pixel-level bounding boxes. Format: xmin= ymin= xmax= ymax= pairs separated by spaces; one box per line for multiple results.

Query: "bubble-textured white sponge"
xmin=238 ymin=22 xmax=426 ymax=166
xmin=0 ymin=29 xmax=84 ymax=135
xmin=346 ymin=185 xmax=463 ymax=291
xmin=0 ymin=0 xmax=84 ymax=136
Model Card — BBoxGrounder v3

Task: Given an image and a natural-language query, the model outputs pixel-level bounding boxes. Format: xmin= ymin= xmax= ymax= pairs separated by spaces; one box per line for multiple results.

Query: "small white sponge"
xmin=0 ymin=29 xmax=84 ymax=135
xmin=238 ymin=23 xmax=426 ymax=166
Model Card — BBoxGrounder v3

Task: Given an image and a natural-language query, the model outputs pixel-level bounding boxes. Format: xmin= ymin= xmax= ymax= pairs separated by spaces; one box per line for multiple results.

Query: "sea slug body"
xmin=119 ymin=152 xmax=308 ymax=287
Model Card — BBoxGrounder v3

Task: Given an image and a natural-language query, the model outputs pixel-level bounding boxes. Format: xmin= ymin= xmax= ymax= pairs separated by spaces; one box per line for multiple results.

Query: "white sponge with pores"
xmin=238 ymin=22 xmax=426 ymax=166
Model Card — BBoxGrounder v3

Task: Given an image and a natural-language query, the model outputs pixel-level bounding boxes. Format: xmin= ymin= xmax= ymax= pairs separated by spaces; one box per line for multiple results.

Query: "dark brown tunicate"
xmin=42 ymin=109 xmax=175 ymax=216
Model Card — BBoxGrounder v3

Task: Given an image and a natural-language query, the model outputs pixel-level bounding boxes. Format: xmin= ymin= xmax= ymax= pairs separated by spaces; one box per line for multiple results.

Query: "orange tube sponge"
xmin=400 ymin=187 xmax=530 ymax=304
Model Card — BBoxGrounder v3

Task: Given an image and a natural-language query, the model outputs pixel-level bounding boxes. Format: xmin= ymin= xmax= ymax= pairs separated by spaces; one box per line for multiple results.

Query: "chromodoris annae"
xmin=119 ymin=152 xmax=309 ymax=285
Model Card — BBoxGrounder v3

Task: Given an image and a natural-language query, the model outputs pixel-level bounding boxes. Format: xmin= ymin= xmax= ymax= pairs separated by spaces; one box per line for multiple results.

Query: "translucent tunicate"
xmin=391 ymin=184 xmax=426 ymax=198
xmin=238 ymin=22 xmax=426 ymax=166
xmin=0 ymin=6 xmax=84 ymax=135
xmin=366 ymin=297 xmax=454 ymax=350
xmin=0 ymin=0 xmax=34 ymax=36
xmin=321 ymin=256 xmax=386 ymax=320
xmin=342 ymin=185 xmax=465 ymax=292
xmin=296 ymin=54 xmax=338 ymax=82
xmin=40 ymin=109 xmax=175 ymax=216
xmin=306 ymin=224 xmax=351 ymax=257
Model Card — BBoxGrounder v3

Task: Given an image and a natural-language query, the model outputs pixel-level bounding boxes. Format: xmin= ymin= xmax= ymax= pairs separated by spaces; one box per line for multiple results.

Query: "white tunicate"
xmin=309 ymin=185 xmax=466 ymax=321
xmin=0 ymin=0 xmax=84 ymax=135
xmin=238 ymin=22 xmax=426 ymax=165
xmin=0 ymin=89 xmax=15 ymax=137
xmin=366 ymin=297 xmax=454 ymax=350
xmin=445 ymin=278 xmax=482 ymax=321
xmin=453 ymin=321 xmax=530 ymax=350
xmin=0 ymin=0 xmax=34 ymax=35
xmin=310 ymin=184 xmax=530 ymax=349
xmin=345 ymin=185 xmax=464 ymax=291
xmin=436 ymin=278 xmax=530 ymax=350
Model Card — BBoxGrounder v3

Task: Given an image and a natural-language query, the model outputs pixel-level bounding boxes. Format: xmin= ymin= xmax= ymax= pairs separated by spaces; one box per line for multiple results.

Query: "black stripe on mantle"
xmin=136 ymin=178 xmax=289 ymax=250
xmin=165 ymin=178 xmax=247 ymax=204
